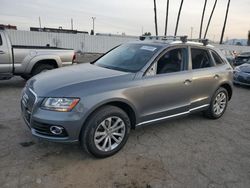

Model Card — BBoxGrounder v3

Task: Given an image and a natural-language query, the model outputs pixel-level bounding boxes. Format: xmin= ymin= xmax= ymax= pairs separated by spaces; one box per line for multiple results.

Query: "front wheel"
xmin=204 ymin=87 xmax=228 ymax=119
xmin=80 ymin=105 xmax=131 ymax=158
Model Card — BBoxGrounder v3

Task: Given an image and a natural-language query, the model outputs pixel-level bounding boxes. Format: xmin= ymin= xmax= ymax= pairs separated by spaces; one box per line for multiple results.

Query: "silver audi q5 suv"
xmin=21 ymin=39 xmax=233 ymax=157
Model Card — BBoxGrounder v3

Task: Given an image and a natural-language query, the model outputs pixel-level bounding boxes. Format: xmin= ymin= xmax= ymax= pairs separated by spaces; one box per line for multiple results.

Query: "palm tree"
xmin=199 ymin=0 xmax=207 ymax=39
xmin=220 ymin=0 xmax=231 ymax=44
xmin=153 ymin=0 xmax=158 ymax=36
xmin=204 ymin=0 xmax=218 ymax=39
xmin=174 ymin=0 xmax=184 ymax=37
xmin=164 ymin=0 xmax=170 ymax=37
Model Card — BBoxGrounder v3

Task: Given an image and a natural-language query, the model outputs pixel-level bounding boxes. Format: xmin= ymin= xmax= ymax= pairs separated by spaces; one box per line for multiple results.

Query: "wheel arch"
xmin=219 ymin=82 xmax=233 ymax=100
xmin=79 ymin=99 xmax=138 ymax=141
xmin=31 ymin=59 xmax=58 ymax=74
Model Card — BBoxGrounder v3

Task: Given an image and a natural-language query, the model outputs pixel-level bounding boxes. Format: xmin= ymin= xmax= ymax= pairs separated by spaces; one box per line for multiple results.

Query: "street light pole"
xmin=91 ymin=17 xmax=96 ymax=34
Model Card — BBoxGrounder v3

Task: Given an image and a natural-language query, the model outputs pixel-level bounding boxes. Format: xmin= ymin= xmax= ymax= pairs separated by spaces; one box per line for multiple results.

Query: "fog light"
xmin=50 ymin=126 xmax=63 ymax=135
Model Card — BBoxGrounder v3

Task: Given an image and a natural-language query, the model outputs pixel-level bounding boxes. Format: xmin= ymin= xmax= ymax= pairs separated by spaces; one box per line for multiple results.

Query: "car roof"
xmin=128 ymin=40 xmax=215 ymax=49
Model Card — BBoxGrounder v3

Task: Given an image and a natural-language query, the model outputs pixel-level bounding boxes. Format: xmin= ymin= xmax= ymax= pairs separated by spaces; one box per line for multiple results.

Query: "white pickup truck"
xmin=0 ymin=31 xmax=75 ymax=80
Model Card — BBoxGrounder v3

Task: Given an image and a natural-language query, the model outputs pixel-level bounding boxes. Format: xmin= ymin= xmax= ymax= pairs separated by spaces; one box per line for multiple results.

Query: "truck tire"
xmin=32 ymin=64 xmax=54 ymax=76
xmin=80 ymin=105 xmax=131 ymax=158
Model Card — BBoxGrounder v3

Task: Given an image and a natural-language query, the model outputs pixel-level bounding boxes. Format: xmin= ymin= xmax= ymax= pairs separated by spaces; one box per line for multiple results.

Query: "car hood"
xmin=238 ymin=64 xmax=250 ymax=73
xmin=27 ymin=63 xmax=134 ymax=97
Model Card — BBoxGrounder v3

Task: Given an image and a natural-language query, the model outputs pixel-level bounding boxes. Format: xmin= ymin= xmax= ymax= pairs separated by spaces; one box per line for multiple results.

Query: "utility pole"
xmin=164 ymin=0 xmax=170 ymax=37
xmin=199 ymin=0 xmax=207 ymax=39
xmin=91 ymin=17 xmax=96 ymax=34
xmin=174 ymin=0 xmax=184 ymax=37
xmin=38 ymin=16 xmax=42 ymax=29
xmin=153 ymin=0 xmax=158 ymax=37
xmin=204 ymin=0 xmax=218 ymax=39
xmin=220 ymin=0 xmax=231 ymax=44
xmin=191 ymin=27 xmax=193 ymax=39
xmin=71 ymin=18 xmax=73 ymax=30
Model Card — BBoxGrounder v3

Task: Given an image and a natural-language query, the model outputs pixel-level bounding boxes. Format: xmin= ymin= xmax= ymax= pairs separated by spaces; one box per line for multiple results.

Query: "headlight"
xmin=41 ymin=98 xmax=80 ymax=112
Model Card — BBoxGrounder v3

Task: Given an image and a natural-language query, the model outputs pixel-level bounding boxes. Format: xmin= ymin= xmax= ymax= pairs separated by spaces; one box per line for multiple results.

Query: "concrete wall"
xmin=5 ymin=30 xmax=250 ymax=53
xmin=6 ymin=30 xmax=137 ymax=53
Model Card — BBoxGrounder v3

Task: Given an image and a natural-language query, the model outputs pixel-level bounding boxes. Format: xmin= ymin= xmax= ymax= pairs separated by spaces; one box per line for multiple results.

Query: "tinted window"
xmin=0 ymin=34 xmax=2 ymax=46
xmin=191 ymin=48 xmax=213 ymax=69
xmin=157 ymin=48 xmax=185 ymax=74
xmin=212 ymin=51 xmax=224 ymax=65
xmin=95 ymin=43 xmax=160 ymax=72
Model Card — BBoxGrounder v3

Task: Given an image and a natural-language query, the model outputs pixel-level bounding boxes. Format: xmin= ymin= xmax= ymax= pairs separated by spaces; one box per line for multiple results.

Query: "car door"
xmin=138 ymin=46 xmax=193 ymax=125
xmin=0 ymin=33 xmax=12 ymax=73
xmin=189 ymin=47 xmax=219 ymax=109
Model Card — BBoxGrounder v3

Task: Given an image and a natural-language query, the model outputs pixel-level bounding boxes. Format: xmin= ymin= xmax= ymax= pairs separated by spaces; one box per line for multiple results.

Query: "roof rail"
xmin=139 ymin=35 xmax=209 ymax=46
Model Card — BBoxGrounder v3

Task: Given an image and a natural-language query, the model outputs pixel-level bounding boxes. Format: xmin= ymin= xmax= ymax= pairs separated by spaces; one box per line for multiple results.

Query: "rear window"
xmin=0 ymin=34 xmax=2 ymax=46
xmin=211 ymin=51 xmax=224 ymax=65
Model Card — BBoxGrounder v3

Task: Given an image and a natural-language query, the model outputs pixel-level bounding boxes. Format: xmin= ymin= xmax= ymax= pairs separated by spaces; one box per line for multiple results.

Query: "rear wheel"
xmin=204 ymin=87 xmax=228 ymax=119
xmin=32 ymin=64 xmax=54 ymax=76
xmin=80 ymin=105 xmax=130 ymax=158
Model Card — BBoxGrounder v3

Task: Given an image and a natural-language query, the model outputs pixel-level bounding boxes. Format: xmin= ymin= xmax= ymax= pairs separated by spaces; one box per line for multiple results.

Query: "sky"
xmin=0 ymin=0 xmax=249 ymax=41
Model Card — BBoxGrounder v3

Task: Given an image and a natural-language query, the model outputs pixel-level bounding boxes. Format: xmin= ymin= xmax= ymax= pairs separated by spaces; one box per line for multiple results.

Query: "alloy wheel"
xmin=94 ymin=116 xmax=126 ymax=152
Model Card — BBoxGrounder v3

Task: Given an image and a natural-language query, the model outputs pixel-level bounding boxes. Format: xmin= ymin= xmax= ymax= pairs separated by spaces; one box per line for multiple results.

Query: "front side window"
xmin=94 ymin=43 xmax=160 ymax=72
xmin=156 ymin=48 xmax=186 ymax=74
xmin=191 ymin=48 xmax=213 ymax=69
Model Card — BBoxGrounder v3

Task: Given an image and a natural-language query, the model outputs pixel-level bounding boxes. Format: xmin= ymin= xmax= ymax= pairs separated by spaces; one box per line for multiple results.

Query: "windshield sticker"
xmin=140 ymin=46 xmax=157 ymax=52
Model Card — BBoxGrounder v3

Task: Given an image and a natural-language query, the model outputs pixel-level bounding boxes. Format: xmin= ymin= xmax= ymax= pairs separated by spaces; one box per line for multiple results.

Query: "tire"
xmin=80 ymin=105 xmax=131 ymax=158
xmin=204 ymin=87 xmax=228 ymax=119
xmin=32 ymin=64 xmax=54 ymax=76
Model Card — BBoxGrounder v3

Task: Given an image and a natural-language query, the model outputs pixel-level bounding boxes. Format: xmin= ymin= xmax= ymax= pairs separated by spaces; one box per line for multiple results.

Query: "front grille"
xmin=21 ymin=88 xmax=37 ymax=124
xmin=32 ymin=121 xmax=68 ymax=137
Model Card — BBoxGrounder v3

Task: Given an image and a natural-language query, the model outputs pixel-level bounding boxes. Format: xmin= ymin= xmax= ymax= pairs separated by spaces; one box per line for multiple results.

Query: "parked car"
xmin=234 ymin=52 xmax=250 ymax=66
xmin=21 ymin=40 xmax=233 ymax=158
xmin=234 ymin=63 xmax=250 ymax=86
xmin=0 ymin=31 xmax=75 ymax=80
xmin=220 ymin=49 xmax=235 ymax=66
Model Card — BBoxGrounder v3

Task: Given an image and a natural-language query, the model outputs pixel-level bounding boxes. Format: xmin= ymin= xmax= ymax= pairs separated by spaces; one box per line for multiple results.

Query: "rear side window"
xmin=156 ymin=48 xmax=186 ymax=74
xmin=211 ymin=51 xmax=224 ymax=65
xmin=0 ymin=34 xmax=2 ymax=46
xmin=191 ymin=48 xmax=213 ymax=69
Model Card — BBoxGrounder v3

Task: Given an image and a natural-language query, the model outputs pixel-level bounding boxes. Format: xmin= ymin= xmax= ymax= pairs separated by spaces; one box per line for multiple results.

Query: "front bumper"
xmin=21 ymin=89 xmax=84 ymax=143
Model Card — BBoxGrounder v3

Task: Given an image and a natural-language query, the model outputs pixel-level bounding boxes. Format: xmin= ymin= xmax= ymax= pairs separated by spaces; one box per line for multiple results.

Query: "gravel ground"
xmin=0 ymin=65 xmax=250 ymax=188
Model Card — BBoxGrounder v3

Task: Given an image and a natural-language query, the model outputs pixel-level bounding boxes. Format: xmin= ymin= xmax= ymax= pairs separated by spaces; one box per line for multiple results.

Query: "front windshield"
xmin=94 ymin=43 xmax=160 ymax=72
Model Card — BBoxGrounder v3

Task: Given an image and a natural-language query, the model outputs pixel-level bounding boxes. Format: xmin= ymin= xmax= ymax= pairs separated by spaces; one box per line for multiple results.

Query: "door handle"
xmin=184 ymin=79 xmax=192 ymax=85
xmin=214 ymin=75 xmax=219 ymax=79
xmin=0 ymin=50 xmax=5 ymax=54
